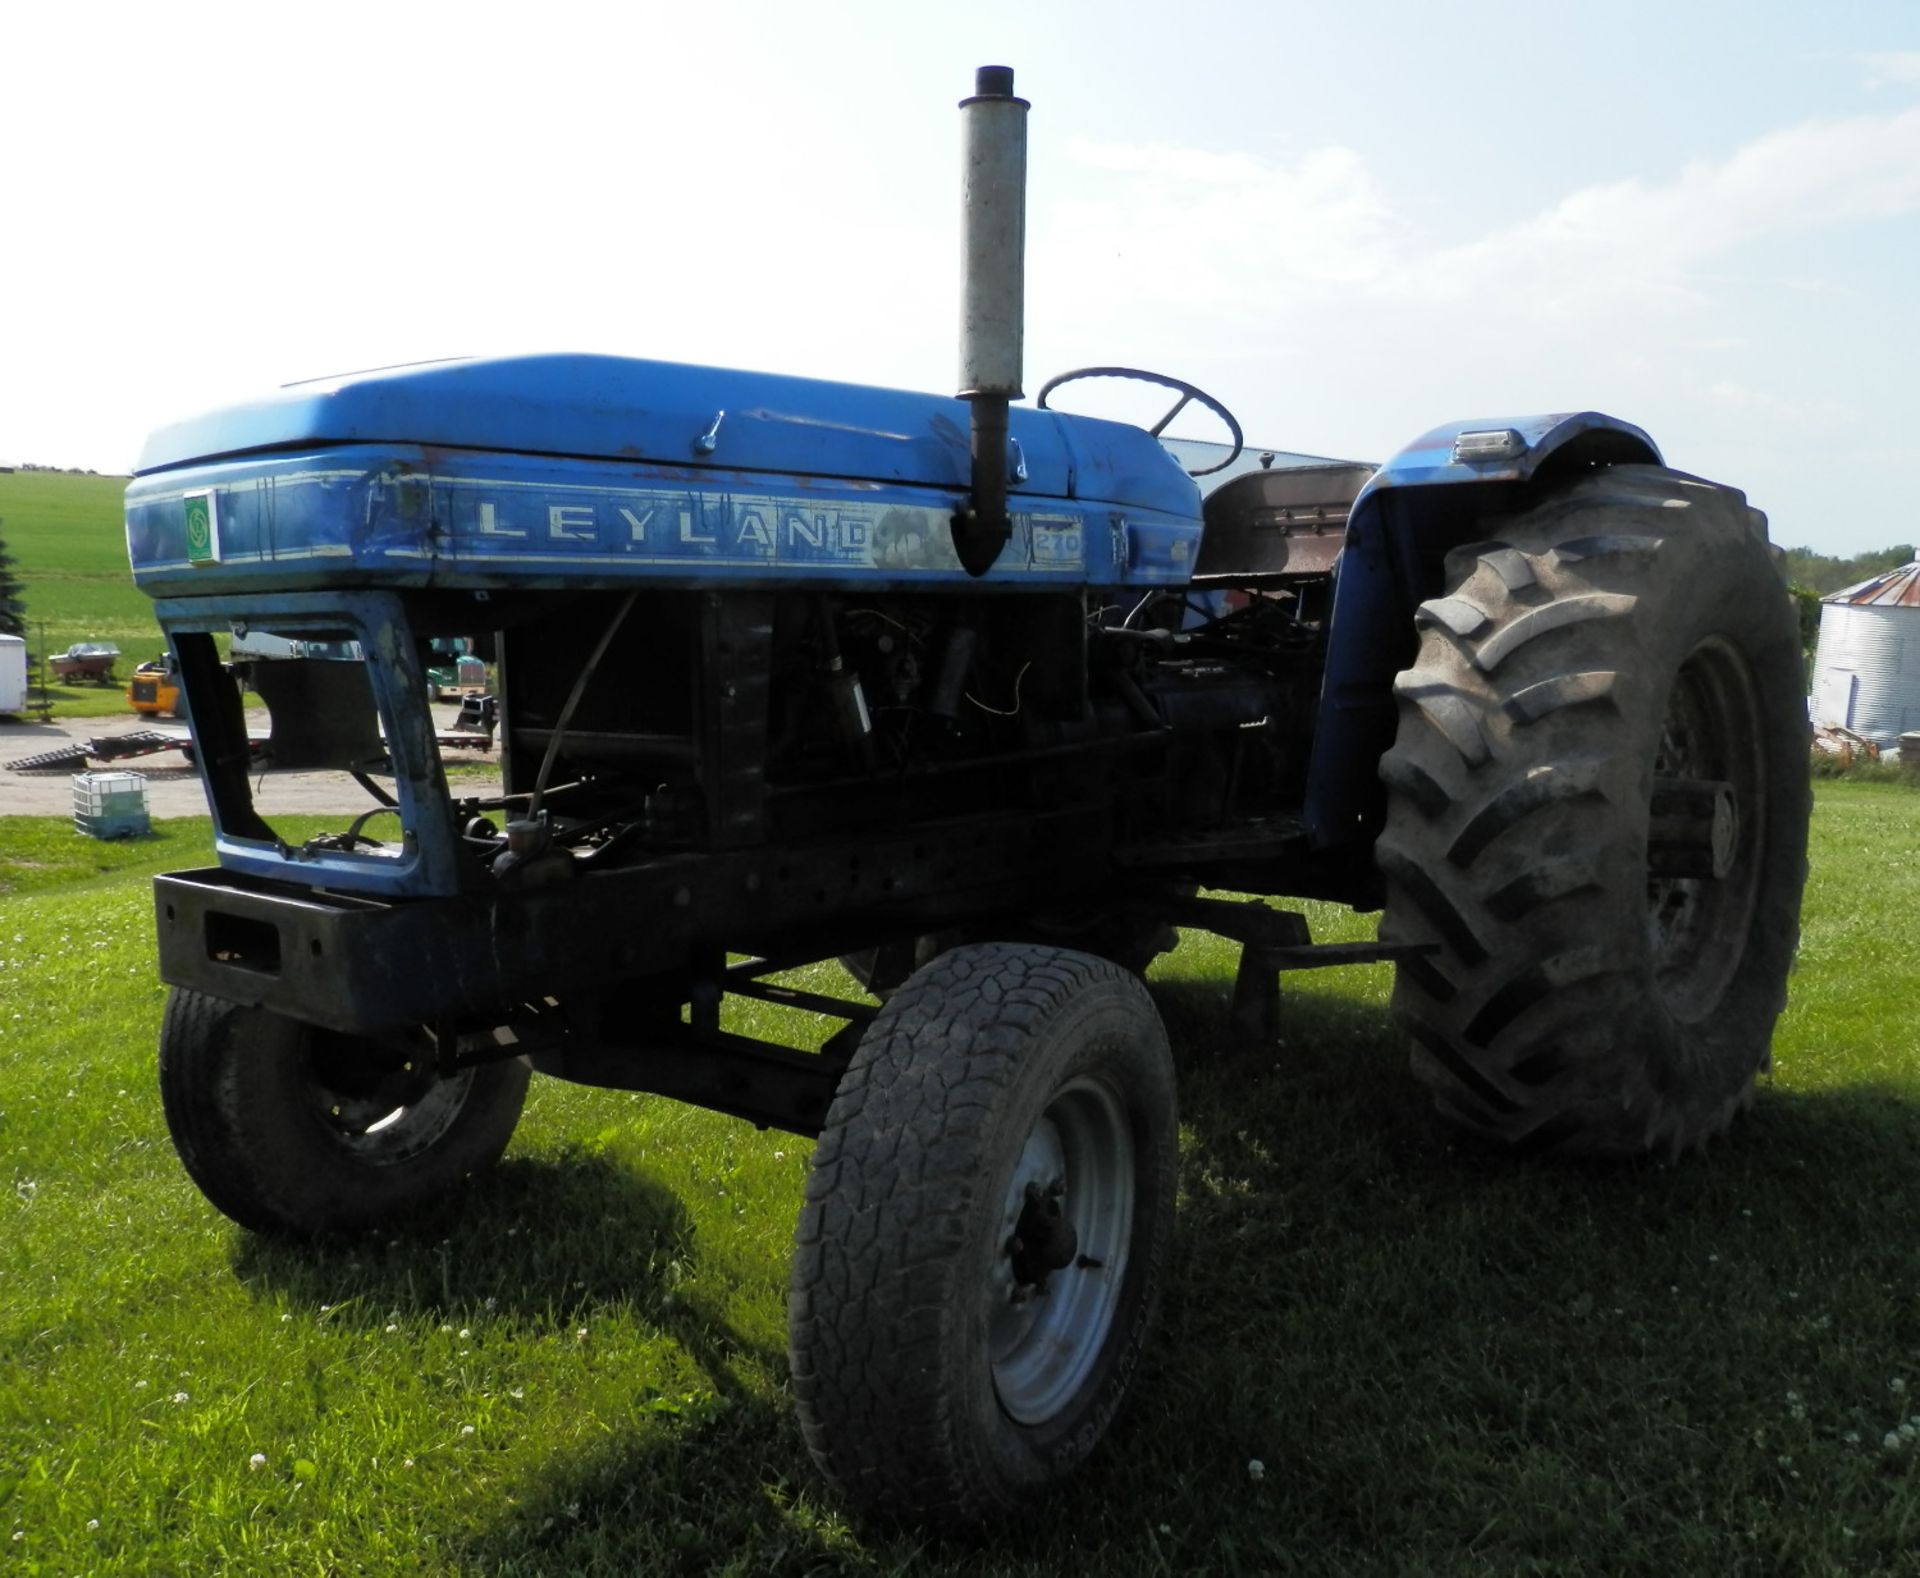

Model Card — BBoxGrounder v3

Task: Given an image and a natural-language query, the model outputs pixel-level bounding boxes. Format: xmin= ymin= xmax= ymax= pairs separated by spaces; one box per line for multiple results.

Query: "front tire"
xmin=789 ymin=944 xmax=1177 ymax=1529
xmin=158 ymin=988 xmax=530 ymax=1235
xmin=1378 ymin=466 xmax=1809 ymax=1158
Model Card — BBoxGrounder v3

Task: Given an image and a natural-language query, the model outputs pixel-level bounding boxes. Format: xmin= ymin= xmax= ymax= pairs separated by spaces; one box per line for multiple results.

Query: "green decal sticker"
xmin=184 ymin=495 xmax=215 ymax=563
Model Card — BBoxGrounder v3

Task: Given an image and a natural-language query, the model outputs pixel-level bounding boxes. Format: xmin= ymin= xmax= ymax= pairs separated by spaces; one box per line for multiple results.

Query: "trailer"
xmin=0 ymin=634 xmax=27 ymax=715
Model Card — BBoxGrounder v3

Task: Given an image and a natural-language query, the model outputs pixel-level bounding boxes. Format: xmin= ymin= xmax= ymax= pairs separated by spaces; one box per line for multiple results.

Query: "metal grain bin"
xmin=1810 ymin=562 xmax=1920 ymax=749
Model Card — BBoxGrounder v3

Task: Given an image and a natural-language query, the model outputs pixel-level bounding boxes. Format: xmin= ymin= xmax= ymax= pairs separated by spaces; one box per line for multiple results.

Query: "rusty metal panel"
xmin=1823 ymin=561 xmax=1920 ymax=608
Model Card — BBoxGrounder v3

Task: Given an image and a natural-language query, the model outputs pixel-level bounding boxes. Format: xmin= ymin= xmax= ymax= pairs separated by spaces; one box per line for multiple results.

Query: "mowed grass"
xmin=0 ymin=470 xmax=162 ymax=719
xmin=1 ymin=781 xmax=1917 ymax=1574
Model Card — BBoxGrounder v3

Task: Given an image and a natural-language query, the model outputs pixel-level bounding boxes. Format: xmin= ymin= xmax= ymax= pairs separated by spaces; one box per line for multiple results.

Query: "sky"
xmin=3 ymin=0 xmax=1916 ymax=556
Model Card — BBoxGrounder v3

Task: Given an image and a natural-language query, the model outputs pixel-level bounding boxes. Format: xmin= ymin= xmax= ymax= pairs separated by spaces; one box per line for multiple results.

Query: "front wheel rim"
xmin=302 ymin=1028 xmax=476 ymax=1164
xmin=988 ymin=1075 xmax=1136 ymax=1426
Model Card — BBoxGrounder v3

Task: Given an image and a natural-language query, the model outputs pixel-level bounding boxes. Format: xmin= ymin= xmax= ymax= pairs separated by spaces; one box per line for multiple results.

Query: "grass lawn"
xmin=1 ymin=780 xmax=1916 ymax=1574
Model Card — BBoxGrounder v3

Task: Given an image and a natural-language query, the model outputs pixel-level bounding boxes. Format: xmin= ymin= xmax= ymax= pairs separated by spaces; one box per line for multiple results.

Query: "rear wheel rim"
xmin=1646 ymin=636 xmax=1766 ymax=1021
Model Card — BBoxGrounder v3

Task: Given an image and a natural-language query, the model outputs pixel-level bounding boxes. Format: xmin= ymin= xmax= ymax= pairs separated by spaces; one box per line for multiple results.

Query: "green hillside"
xmin=0 ymin=469 xmax=154 ymax=648
xmin=0 ymin=469 xmax=162 ymax=714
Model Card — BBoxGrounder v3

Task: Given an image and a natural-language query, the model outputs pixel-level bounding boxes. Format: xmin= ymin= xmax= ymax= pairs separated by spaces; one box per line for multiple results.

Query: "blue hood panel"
xmin=134 ymin=353 xmax=1198 ymax=520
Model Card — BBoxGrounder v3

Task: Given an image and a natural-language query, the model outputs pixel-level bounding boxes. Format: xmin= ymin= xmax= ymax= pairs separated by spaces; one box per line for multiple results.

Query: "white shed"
xmin=1810 ymin=562 xmax=1920 ymax=748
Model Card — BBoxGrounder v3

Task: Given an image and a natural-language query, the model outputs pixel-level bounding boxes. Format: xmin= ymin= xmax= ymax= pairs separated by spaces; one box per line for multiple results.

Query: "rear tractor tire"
xmin=158 ymin=988 xmax=530 ymax=1235
xmin=789 ymin=944 xmax=1177 ymax=1530
xmin=1377 ymin=465 xmax=1809 ymax=1158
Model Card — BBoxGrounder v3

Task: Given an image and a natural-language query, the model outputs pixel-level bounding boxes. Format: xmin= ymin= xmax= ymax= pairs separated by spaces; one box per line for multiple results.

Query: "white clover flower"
xmin=460 ymin=1424 xmax=476 ymax=1437
xmin=458 ymin=1328 xmax=472 ymax=1340
xmin=171 ymin=1392 xmax=189 ymax=1405
xmin=1246 ymin=1459 xmax=1265 ymax=1481
xmin=86 ymin=1519 xmax=99 ymax=1531
xmin=484 ymin=1298 xmax=497 ymax=1311
xmin=403 ymin=1459 xmax=415 ymax=1469
xmin=1886 ymin=1431 xmax=1903 ymax=1451
xmin=385 ymin=1324 xmax=398 ymax=1334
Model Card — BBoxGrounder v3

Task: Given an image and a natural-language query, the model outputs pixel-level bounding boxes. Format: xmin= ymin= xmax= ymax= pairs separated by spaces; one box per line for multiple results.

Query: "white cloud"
xmin=1778 ymin=278 xmax=1857 ymax=298
xmin=1039 ymin=107 xmax=1920 ymax=340
xmin=1034 ymin=137 xmax=1397 ymax=325
xmin=1707 ymin=380 xmax=1855 ymax=427
xmin=1017 ymin=107 xmax=1920 ymax=554
xmin=1407 ymin=109 xmax=1920 ymax=312
xmin=1861 ymin=51 xmax=1920 ymax=88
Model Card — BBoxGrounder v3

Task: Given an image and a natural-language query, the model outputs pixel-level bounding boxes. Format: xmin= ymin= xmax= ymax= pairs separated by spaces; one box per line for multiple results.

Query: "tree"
xmin=1777 ymin=542 xmax=1915 ymax=597
xmin=1788 ymin=582 xmax=1822 ymax=685
xmin=0 ymin=517 xmax=26 ymax=639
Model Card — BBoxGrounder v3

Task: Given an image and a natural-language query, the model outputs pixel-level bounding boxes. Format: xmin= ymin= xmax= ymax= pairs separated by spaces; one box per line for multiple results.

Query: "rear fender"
xmin=1303 ymin=412 xmax=1662 ymax=860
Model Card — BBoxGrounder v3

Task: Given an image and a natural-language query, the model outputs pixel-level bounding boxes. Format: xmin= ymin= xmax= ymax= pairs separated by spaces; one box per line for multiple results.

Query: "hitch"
xmin=1165 ymin=894 xmax=1441 ymax=1046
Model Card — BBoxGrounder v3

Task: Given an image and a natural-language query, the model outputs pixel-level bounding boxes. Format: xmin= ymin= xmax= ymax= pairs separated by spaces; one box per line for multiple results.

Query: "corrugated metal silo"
xmin=1810 ymin=562 xmax=1920 ymax=748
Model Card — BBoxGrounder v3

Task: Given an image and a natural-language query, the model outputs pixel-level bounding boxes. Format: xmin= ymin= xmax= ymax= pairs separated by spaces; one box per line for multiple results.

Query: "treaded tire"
xmin=158 ymin=988 xmax=531 ymax=1235
xmin=789 ymin=943 xmax=1177 ymax=1530
xmin=1378 ymin=465 xmax=1809 ymax=1159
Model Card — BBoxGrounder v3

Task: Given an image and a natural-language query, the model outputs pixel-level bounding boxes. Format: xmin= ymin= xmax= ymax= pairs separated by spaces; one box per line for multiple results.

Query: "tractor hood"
xmin=134 ymin=353 xmax=1198 ymax=519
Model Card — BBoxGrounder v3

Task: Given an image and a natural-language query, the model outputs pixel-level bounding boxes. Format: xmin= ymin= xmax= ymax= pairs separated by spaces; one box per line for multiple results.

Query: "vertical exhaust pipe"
xmin=953 ymin=64 xmax=1029 ymax=577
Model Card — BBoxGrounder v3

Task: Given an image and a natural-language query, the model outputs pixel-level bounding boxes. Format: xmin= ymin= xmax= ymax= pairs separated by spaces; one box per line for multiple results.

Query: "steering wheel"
xmin=1035 ymin=365 xmax=1244 ymax=476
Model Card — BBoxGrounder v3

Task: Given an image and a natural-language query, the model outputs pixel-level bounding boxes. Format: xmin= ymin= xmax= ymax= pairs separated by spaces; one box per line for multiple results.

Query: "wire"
xmin=966 ymin=661 xmax=1031 ymax=717
xmin=846 ymin=607 xmax=922 ymax=642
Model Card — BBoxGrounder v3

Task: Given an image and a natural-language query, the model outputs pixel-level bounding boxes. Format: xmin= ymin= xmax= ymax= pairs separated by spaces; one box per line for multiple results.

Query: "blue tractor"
xmin=127 ymin=69 xmax=1808 ymax=1529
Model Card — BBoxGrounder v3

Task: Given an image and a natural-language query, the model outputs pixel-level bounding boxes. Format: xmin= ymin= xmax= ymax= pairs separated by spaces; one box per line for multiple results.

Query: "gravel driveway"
xmin=1 ymin=712 xmax=497 ymax=818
